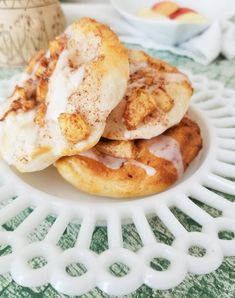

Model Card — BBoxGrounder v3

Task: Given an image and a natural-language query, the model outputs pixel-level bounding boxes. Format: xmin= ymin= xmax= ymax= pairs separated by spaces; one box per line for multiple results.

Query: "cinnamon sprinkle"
xmin=0 ymin=35 xmax=67 ymax=124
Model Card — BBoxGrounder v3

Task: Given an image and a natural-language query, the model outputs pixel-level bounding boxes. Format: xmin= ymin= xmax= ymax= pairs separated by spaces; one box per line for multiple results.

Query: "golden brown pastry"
xmin=56 ymin=117 xmax=202 ymax=198
xmin=103 ymin=49 xmax=193 ymax=140
xmin=0 ymin=18 xmax=129 ymax=172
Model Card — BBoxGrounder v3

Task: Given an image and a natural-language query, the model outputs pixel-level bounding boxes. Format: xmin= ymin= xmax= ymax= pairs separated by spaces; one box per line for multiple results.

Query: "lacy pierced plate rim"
xmin=0 ymin=72 xmax=235 ymax=296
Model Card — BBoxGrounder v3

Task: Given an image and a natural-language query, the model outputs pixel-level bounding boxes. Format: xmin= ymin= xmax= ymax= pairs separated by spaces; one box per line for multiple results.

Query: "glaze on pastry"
xmin=0 ymin=18 xmax=129 ymax=172
xmin=103 ymin=50 xmax=193 ymax=140
xmin=56 ymin=117 xmax=203 ymax=198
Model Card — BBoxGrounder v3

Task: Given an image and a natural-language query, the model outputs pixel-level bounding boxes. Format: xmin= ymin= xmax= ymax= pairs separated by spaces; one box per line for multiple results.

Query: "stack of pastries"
xmin=0 ymin=18 xmax=202 ymax=198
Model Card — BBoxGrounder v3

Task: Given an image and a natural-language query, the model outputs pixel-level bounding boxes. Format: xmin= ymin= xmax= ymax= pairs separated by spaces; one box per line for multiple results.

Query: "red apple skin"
xmin=169 ymin=8 xmax=196 ymax=19
xmin=152 ymin=1 xmax=179 ymax=16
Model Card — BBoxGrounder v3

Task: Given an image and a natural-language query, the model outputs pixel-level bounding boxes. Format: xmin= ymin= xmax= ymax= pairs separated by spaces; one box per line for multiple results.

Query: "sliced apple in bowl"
xmin=138 ymin=9 xmax=167 ymax=19
xmin=152 ymin=1 xmax=179 ymax=16
xmin=110 ymin=0 xmax=211 ymax=45
xmin=170 ymin=8 xmax=209 ymax=24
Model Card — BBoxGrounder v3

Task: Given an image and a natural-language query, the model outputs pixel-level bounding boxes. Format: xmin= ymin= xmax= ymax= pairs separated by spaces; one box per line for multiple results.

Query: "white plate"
xmin=0 ymin=71 xmax=235 ymax=296
xmin=110 ymin=0 xmax=235 ymax=45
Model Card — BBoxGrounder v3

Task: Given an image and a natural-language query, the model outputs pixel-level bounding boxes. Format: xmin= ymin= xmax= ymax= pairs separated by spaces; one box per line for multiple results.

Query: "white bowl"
xmin=110 ymin=0 xmax=235 ymax=45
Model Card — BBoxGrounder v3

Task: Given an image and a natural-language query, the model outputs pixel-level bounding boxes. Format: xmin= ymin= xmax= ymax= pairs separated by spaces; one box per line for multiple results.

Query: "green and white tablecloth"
xmin=0 ymin=47 xmax=235 ymax=297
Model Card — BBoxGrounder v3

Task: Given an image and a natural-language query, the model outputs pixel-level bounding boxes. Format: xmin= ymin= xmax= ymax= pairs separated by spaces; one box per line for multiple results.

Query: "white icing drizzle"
xmin=124 ymin=131 xmax=132 ymax=140
xmin=46 ymin=49 xmax=84 ymax=121
xmin=98 ymin=154 xmax=125 ymax=170
xmin=79 ymin=150 xmax=156 ymax=176
xmin=79 ymin=150 xmax=125 ymax=170
xmin=145 ymin=135 xmax=184 ymax=177
xmin=79 ymin=150 xmax=99 ymax=161
xmin=129 ymin=160 xmax=156 ymax=176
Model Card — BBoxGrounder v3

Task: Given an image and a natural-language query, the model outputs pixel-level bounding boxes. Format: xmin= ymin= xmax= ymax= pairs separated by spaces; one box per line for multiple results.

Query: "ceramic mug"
xmin=0 ymin=0 xmax=66 ymax=67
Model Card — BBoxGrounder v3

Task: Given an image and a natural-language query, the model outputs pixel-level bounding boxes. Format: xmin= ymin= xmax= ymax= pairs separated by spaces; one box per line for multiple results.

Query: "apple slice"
xmin=138 ymin=8 xmax=167 ymax=19
xmin=170 ymin=8 xmax=208 ymax=24
xmin=152 ymin=1 xmax=179 ymax=16
xmin=170 ymin=8 xmax=195 ymax=19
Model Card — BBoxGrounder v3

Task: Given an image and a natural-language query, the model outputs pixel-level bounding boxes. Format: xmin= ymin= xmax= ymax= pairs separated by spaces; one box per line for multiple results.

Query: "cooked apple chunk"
xmin=12 ymin=86 xmax=26 ymax=101
xmin=46 ymin=57 xmax=58 ymax=77
xmin=152 ymin=88 xmax=174 ymax=112
xmin=58 ymin=112 xmax=90 ymax=144
xmin=36 ymin=78 xmax=48 ymax=103
xmin=25 ymin=50 xmax=45 ymax=74
xmin=124 ymin=89 xmax=157 ymax=130
xmin=49 ymin=36 xmax=66 ymax=57
xmin=35 ymin=57 xmax=49 ymax=79
xmin=24 ymin=79 xmax=36 ymax=99
xmin=11 ymin=86 xmax=35 ymax=111
xmin=96 ymin=139 xmax=137 ymax=160
xmin=34 ymin=103 xmax=47 ymax=127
